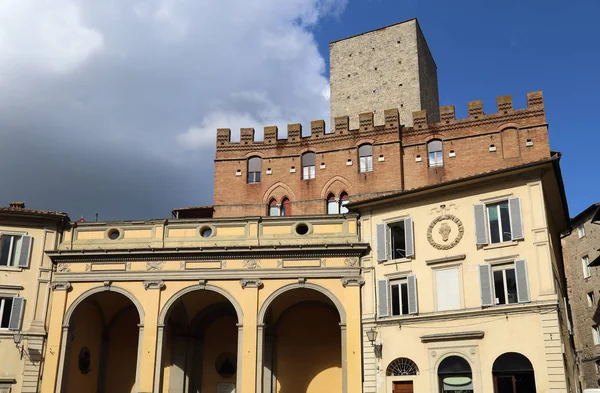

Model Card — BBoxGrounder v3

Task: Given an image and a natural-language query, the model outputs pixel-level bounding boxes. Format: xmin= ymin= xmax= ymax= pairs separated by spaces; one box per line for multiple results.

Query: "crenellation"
xmin=311 ymin=120 xmax=326 ymax=136
xmin=287 ymin=123 xmax=302 ymax=141
xmin=240 ymin=128 xmax=255 ymax=145
xmin=334 ymin=116 xmax=349 ymax=134
xmin=527 ymin=90 xmax=544 ymax=108
xmin=440 ymin=105 xmax=455 ymax=123
xmin=468 ymin=100 xmax=484 ymax=118
xmin=264 ymin=126 xmax=278 ymax=144
xmin=359 ymin=112 xmax=374 ymax=131
xmin=496 ymin=95 xmax=513 ymax=114
xmin=217 ymin=128 xmax=231 ymax=145
xmin=412 ymin=110 xmax=428 ymax=129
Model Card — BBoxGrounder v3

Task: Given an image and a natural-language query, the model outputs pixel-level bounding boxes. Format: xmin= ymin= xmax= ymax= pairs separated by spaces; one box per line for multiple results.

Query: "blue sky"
xmin=315 ymin=0 xmax=599 ymax=216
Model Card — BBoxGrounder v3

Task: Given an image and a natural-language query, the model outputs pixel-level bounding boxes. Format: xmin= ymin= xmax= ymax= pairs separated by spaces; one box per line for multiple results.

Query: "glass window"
xmin=0 ymin=235 xmax=22 ymax=267
xmin=268 ymin=199 xmax=280 ymax=217
xmin=493 ymin=267 xmax=518 ymax=305
xmin=427 ymin=139 xmax=443 ymax=167
xmin=390 ymin=279 xmax=409 ymax=316
xmin=339 ymin=192 xmax=349 ymax=214
xmin=0 ymin=297 xmax=13 ymax=328
xmin=327 ymin=194 xmax=339 ymax=215
xmin=578 ymin=224 xmax=585 ymax=238
xmin=593 ymin=325 xmax=600 ymax=345
xmin=487 ymin=201 xmax=512 ymax=244
xmin=588 ymin=292 xmax=595 ymax=307
xmin=359 ymin=144 xmax=373 ymax=173
xmin=389 ymin=222 xmax=406 ymax=260
xmin=247 ymin=157 xmax=262 ymax=184
xmin=438 ymin=356 xmax=473 ymax=393
xmin=583 ymin=256 xmax=591 ymax=279
xmin=281 ymin=198 xmax=291 ymax=216
xmin=302 ymin=152 xmax=316 ymax=180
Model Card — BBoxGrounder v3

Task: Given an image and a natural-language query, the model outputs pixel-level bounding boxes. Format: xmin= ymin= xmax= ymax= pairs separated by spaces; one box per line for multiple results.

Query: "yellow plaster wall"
xmin=76 ymin=231 xmax=105 ymax=240
xmin=262 ymin=225 xmax=291 ymax=236
xmin=312 ymin=223 xmax=344 ymax=234
xmin=201 ymin=315 xmax=238 ymax=392
xmin=215 ymin=226 xmax=246 ymax=237
xmin=104 ymin=309 xmax=139 ymax=393
xmin=122 ymin=229 xmax=152 ymax=239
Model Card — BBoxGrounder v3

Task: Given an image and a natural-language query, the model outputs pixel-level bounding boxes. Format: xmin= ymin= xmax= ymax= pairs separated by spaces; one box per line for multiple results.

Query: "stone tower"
xmin=330 ymin=18 xmax=440 ymax=128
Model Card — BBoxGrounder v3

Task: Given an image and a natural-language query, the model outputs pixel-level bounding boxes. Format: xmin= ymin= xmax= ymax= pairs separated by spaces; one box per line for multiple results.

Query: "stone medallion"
xmin=427 ymin=214 xmax=464 ymax=250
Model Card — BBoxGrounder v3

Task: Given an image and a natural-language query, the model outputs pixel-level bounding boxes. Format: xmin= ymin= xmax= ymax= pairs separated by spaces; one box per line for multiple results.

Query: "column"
xmin=138 ymin=280 xmax=163 ymax=393
xmin=240 ymin=279 xmax=262 ymax=393
xmin=39 ymin=282 xmax=71 ymax=393
xmin=341 ymin=277 xmax=364 ymax=393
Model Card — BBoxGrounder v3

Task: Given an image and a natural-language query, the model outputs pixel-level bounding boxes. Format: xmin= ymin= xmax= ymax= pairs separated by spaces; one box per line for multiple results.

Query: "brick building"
xmin=563 ymin=203 xmax=600 ymax=390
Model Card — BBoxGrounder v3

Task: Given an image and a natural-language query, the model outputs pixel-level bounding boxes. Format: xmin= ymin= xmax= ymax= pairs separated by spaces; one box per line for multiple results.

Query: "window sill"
xmin=483 ymin=241 xmax=519 ymax=251
xmin=383 ymin=258 xmax=411 ymax=266
xmin=0 ymin=266 xmax=22 ymax=272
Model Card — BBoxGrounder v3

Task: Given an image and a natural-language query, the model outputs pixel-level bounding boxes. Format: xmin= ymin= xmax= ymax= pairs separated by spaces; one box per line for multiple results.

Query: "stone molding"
xmin=50 ymin=282 xmax=71 ymax=291
xmin=240 ymin=279 xmax=263 ymax=288
xmin=427 ymin=214 xmax=464 ymax=250
xmin=420 ymin=330 xmax=484 ymax=343
xmin=143 ymin=280 xmax=165 ymax=290
xmin=341 ymin=276 xmax=365 ymax=287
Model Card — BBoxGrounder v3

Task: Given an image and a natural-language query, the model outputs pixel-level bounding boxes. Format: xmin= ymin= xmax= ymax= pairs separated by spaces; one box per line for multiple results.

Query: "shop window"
xmin=492 ymin=352 xmax=536 ymax=393
xmin=438 ymin=356 xmax=473 ymax=393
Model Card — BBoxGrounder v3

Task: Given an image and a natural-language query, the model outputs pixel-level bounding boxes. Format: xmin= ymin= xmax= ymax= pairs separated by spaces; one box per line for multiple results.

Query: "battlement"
xmin=216 ymin=108 xmax=400 ymax=149
xmin=410 ymin=91 xmax=545 ymax=130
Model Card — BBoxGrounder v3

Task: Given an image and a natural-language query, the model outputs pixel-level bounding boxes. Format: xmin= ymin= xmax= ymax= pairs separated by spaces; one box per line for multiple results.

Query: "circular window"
xmin=215 ymin=352 xmax=236 ymax=378
xmin=78 ymin=347 xmax=91 ymax=374
xmin=199 ymin=226 xmax=213 ymax=238
xmin=107 ymin=229 xmax=120 ymax=240
xmin=295 ymin=223 xmax=309 ymax=235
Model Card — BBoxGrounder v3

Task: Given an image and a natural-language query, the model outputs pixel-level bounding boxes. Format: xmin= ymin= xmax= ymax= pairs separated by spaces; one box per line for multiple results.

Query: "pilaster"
xmin=138 ymin=280 xmax=163 ymax=393
xmin=240 ymin=280 xmax=260 ymax=393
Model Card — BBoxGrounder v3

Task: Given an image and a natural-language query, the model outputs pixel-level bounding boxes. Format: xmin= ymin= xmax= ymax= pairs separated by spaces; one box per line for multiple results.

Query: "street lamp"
xmin=366 ymin=328 xmax=382 ymax=358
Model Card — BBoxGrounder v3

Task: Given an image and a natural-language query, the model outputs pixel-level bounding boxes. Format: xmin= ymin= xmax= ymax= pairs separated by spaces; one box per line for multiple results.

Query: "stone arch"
xmin=63 ymin=285 xmax=145 ymax=326
xmin=158 ymin=283 xmax=243 ymax=325
xmin=243 ymin=151 xmax=266 ymax=158
xmin=497 ymin=122 xmax=520 ymax=132
xmin=258 ymin=282 xmax=346 ymax=325
xmin=262 ymin=181 xmax=296 ymax=204
xmin=298 ymin=146 xmax=317 ymax=154
xmin=320 ymin=176 xmax=352 ymax=199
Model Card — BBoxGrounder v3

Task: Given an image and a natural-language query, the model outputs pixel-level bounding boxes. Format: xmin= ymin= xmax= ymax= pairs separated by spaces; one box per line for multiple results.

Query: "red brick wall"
xmin=213 ymin=92 xmax=550 ymax=217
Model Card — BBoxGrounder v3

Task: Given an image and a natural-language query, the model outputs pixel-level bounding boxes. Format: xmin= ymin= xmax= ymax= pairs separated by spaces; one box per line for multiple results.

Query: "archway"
xmin=156 ymin=285 xmax=242 ymax=393
xmin=61 ymin=288 xmax=143 ymax=393
xmin=492 ymin=352 xmax=536 ymax=393
xmin=258 ymin=284 xmax=345 ymax=393
xmin=437 ymin=355 xmax=473 ymax=393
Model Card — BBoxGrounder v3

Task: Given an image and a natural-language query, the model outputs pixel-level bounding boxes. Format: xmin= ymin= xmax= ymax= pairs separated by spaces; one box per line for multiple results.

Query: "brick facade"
xmin=213 ymin=91 xmax=550 ymax=217
xmin=563 ymin=204 xmax=600 ymax=389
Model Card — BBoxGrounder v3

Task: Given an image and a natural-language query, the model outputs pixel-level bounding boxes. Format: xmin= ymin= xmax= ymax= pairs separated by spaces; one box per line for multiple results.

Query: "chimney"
xmin=9 ymin=202 xmax=25 ymax=209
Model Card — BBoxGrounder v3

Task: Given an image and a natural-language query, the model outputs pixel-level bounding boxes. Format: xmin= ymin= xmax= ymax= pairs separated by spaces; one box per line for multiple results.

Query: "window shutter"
xmin=377 ymin=279 xmax=389 ymax=318
xmin=9 ymin=297 xmax=25 ymax=330
xmin=376 ymin=224 xmax=387 ymax=262
xmin=478 ymin=265 xmax=494 ymax=306
xmin=18 ymin=235 xmax=32 ymax=268
xmin=509 ymin=197 xmax=524 ymax=240
xmin=473 ymin=204 xmax=488 ymax=245
xmin=407 ymin=274 xmax=418 ymax=315
xmin=515 ymin=259 xmax=530 ymax=303
xmin=404 ymin=217 xmax=414 ymax=258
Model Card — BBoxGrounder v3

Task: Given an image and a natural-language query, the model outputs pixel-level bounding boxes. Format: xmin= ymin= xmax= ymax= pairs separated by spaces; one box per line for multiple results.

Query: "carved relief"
xmin=344 ymin=257 xmax=359 ymax=267
xmin=57 ymin=263 xmax=71 ymax=273
xmin=243 ymin=260 xmax=261 ymax=269
xmin=427 ymin=214 xmax=464 ymax=250
xmin=240 ymin=278 xmax=263 ymax=288
xmin=146 ymin=261 xmax=165 ymax=271
xmin=143 ymin=280 xmax=165 ymax=290
xmin=341 ymin=276 xmax=365 ymax=287
xmin=51 ymin=282 xmax=72 ymax=291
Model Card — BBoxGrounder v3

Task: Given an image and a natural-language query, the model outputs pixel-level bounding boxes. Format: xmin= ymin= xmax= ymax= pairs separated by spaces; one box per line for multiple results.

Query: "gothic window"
xmin=268 ymin=199 xmax=280 ymax=216
xmin=386 ymin=357 xmax=419 ymax=376
xmin=340 ymin=192 xmax=349 ymax=214
xmin=281 ymin=198 xmax=291 ymax=216
xmin=327 ymin=193 xmax=338 ymax=214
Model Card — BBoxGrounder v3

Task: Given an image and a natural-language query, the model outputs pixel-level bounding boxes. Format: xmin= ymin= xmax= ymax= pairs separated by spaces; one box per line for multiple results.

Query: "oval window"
xmin=200 ymin=226 xmax=213 ymax=238
xmin=108 ymin=229 xmax=120 ymax=240
xmin=295 ymin=223 xmax=309 ymax=235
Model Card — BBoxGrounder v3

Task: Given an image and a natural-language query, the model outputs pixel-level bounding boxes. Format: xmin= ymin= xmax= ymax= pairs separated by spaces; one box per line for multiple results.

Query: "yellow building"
xmin=0 ymin=202 xmax=69 ymax=393
xmin=351 ymin=156 xmax=575 ymax=393
xmin=40 ymin=215 xmax=366 ymax=393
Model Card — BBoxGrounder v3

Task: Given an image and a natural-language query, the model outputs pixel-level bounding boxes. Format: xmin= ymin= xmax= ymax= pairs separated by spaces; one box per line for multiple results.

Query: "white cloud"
xmin=0 ymin=0 xmax=346 ymax=219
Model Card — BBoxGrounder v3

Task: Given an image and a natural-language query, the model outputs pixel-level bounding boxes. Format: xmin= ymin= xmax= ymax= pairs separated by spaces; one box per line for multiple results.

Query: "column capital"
xmin=240 ymin=278 xmax=263 ymax=288
xmin=143 ymin=280 xmax=165 ymax=290
xmin=51 ymin=281 xmax=71 ymax=291
xmin=341 ymin=276 xmax=365 ymax=287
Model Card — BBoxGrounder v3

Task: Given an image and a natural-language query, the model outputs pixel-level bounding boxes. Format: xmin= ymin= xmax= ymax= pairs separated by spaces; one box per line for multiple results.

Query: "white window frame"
xmin=578 ymin=224 xmax=585 ymax=238
xmin=491 ymin=264 xmax=518 ymax=305
xmin=389 ymin=278 xmax=409 ymax=316
xmin=302 ymin=165 xmax=315 ymax=180
xmin=0 ymin=234 xmax=24 ymax=267
xmin=587 ymin=292 xmax=596 ymax=307
xmin=0 ymin=297 xmax=13 ymax=329
xmin=593 ymin=325 xmax=600 ymax=345
xmin=486 ymin=200 xmax=512 ymax=244
xmin=359 ymin=155 xmax=373 ymax=173
xmin=583 ymin=256 xmax=591 ymax=279
xmin=428 ymin=150 xmax=443 ymax=167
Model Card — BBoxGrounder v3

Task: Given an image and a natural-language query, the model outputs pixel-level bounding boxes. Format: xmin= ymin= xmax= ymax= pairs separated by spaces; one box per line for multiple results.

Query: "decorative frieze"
xmin=344 ymin=257 xmax=359 ymax=267
xmin=146 ymin=261 xmax=164 ymax=271
xmin=56 ymin=263 xmax=71 ymax=273
xmin=243 ymin=260 xmax=261 ymax=269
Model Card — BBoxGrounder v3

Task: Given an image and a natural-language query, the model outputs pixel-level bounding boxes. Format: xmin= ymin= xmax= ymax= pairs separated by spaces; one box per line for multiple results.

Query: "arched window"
xmin=302 ymin=152 xmax=316 ymax=180
xmin=386 ymin=357 xmax=419 ymax=376
xmin=281 ymin=198 xmax=291 ymax=216
xmin=339 ymin=192 xmax=349 ymax=214
xmin=248 ymin=156 xmax=262 ymax=183
xmin=492 ymin=352 xmax=536 ymax=393
xmin=268 ymin=199 xmax=280 ymax=216
xmin=358 ymin=144 xmax=373 ymax=173
xmin=438 ymin=356 xmax=473 ymax=393
xmin=327 ymin=193 xmax=339 ymax=215
xmin=427 ymin=139 xmax=443 ymax=167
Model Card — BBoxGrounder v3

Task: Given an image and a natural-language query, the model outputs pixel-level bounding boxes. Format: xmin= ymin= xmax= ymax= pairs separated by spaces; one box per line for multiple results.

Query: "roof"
xmin=171 ymin=205 xmax=214 ymax=219
xmin=570 ymin=202 xmax=600 ymax=224
xmin=348 ymin=153 xmax=565 ymax=209
xmin=330 ymin=18 xmax=418 ymax=44
xmin=0 ymin=206 xmax=69 ymax=220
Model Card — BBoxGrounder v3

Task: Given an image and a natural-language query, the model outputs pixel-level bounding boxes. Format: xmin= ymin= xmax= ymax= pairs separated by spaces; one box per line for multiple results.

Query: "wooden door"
xmin=393 ymin=381 xmax=414 ymax=393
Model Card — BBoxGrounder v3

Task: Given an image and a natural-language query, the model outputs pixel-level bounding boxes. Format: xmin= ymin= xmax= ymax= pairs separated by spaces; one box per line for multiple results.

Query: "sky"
xmin=0 ymin=0 xmax=597 ymax=221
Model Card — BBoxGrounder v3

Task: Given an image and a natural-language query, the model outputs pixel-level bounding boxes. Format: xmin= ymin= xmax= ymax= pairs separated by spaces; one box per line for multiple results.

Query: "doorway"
xmin=393 ymin=381 xmax=414 ymax=393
